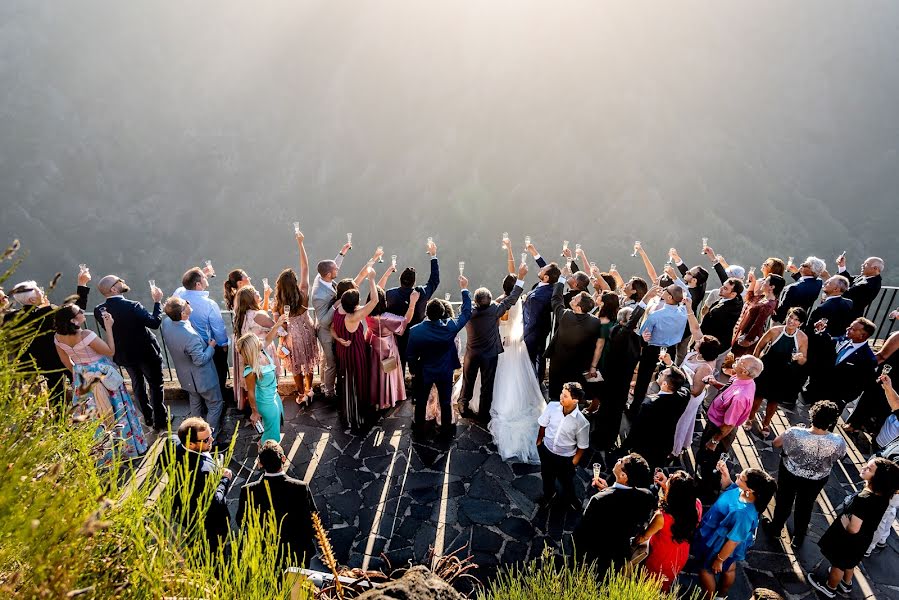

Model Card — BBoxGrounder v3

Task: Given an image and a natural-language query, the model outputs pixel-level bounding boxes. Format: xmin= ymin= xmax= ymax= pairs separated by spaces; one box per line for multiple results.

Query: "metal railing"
xmin=83 ymin=286 xmax=898 ymax=383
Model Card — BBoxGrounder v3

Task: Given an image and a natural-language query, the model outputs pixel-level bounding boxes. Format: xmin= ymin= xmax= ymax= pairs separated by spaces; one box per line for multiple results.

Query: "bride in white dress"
xmin=452 ymin=241 xmax=546 ymax=463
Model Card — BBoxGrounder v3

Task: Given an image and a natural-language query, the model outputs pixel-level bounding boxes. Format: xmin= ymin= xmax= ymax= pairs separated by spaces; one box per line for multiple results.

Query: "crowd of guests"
xmin=3 ymin=233 xmax=899 ymax=598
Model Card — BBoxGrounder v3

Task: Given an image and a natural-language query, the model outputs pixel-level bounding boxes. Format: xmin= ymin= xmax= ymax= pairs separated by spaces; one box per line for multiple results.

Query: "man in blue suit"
xmin=776 ymin=256 xmax=825 ymax=323
xmin=522 ymin=243 xmax=560 ymax=385
xmin=95 ymin=274 xmax=169 ymax=431
xmin=407 ymin=274 xmax=471 ymax=438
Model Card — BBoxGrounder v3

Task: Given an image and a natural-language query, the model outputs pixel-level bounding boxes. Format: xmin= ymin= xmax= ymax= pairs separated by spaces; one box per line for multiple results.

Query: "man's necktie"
xmin=836 ymin=342 xmax=854 ymax=364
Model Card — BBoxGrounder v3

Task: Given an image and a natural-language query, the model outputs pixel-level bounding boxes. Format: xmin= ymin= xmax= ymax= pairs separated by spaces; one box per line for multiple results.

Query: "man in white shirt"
xmin=536 ymin=382 xmax=590 ymax=511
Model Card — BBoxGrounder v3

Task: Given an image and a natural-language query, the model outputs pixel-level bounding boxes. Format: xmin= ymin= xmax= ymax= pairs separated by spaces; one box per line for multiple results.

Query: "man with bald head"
xmin=95 ymin=274 xmax=169 ymax=431
xmin=838 ymin=255 xmax=884 ymax=318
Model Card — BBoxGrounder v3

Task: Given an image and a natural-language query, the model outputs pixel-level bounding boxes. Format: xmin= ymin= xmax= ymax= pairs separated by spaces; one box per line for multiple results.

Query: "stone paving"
xmin=175 ymin=383 xmax=899 ymax=599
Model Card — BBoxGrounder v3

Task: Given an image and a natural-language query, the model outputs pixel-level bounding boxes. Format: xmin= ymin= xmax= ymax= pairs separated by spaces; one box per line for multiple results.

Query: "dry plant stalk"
xmin=311 ymin=511 xmax=343 ymax=600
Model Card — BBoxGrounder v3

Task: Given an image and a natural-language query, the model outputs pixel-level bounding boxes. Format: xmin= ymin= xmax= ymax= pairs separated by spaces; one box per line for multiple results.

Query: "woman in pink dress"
xmin=366 ymin=287 xmax=419 ymax=410
xmin=274 ymin=231 xmax=319 ymax=407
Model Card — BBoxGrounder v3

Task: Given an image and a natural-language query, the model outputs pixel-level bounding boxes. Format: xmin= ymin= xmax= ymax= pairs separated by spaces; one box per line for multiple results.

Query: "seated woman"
xmin=53 ymin=304 xmax=147 ymax=463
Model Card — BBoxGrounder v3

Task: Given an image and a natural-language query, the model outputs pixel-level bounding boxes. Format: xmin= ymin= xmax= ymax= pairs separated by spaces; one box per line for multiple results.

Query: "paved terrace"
xmin=149 ymin=380 xmax=898 ymax=600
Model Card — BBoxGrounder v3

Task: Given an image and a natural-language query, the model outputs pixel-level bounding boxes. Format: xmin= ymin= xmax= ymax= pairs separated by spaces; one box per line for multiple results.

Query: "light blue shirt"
xmin=174 ymin=288 xmax=229 ymax=346
xmin=638 ymin=301 xmax=688 ymax=347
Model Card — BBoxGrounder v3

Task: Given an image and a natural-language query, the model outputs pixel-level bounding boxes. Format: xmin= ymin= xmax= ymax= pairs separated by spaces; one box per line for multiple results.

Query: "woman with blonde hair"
xmin=274 ymin=231 xmax=319 ymax=406
xmin=237 ymin=317 xmax=286 ymax=444
xmin=232 ymin=285 xmax=276 ymax=410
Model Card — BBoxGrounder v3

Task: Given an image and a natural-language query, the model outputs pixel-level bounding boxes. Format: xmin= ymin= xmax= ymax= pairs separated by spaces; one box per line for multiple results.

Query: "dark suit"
xmin=572 ymin=484 xmax=656 ymax=576
xmin=461 ymin=283 xmax=523 ymax=422
xmin=385 ymin=257 xmax=440 ymax=372
xmin=594 ymin=304 xmax=645 ymax=450
xmin=167 ymin=437 xmax=232 ymax=553
xmin=700 ymin=295 xmax=743 ymax=350
xmin=805 ymin=295 xmax=854 ymax=337
xmin=839 ymin=270 xmax=882 ymax=318
xmin=237 ymin=473 xmax=317 ymax=567
xmin=95 ymin=295 xmax=167 ymax=428
xmin=408 ymin=290 xmax=472 ymax=429
xmin=623 ymin=389 xmax=690 ymax=468
xmin=805 ymin=332 xmax=877 ymax=408
xmin=546 ymin=282 xmax=603 ymax=400
xmin=523 ymin=255 xmax=552 ymax=382
xmin=712 ymin=261 xmax=729 ymax=285
xmin=12 ymin=285 xmax=89 ymax=406
xmin=774 ymin=276 xmax=822 ymax=323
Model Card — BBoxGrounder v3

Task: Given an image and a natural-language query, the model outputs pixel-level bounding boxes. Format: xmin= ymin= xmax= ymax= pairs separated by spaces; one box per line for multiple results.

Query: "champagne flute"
xmin=262 ymin=277 xmax=269 ymax=291
xmin=501 ymin=232 xmax=510 ymax=250
xmin=524 ymin=235 xmax=531 ymax=249
xmin=347 ymin=232 xmax=353 ymax=245
xmin=561 ymin=240 xmax=569 ymax=257
xmin=426 ymin=236 xmax=433 ymax=254
xmin=610 ymin=263 xmax=617 ymax=272
xmin=391 ymin=254 xmax=397 ymax=269
xmin=719 ymin=452 xmax=731 ymax=465
xmin=444 ymin=292 xmax=451 ymax=301
xmin=79 ymin=263 xmax=87 ymax=272
xmin=148 ymin=279 xmax=156 ymax=291
xmin=701 ymin=237 xmax=708 ymax=255
xmin=592 ymin=463 xmax=603 ymax=484
xmin=882 ymin=364 xmax=893 ymax=376
xmin=590 ymin=261 xmax=597 ymax=274
xmin=283 ymin=304 xmax=290 ymax=318
xmin=204 ymin=259 xmax=215 ymax=277
xmin=632 ymin=241 xmax=641 ymax=257
xmin=521 ymin=252 xmax=528 ymax=266
xmin=458 ymin=261 xmax=465 ymax=276
xmin=787 ymin=256 xmax=795 ymax=269
xmin=293 ymin=221 xmax=300 ymax=235
xmin=377 ymin=246 xmax=384 ymax=263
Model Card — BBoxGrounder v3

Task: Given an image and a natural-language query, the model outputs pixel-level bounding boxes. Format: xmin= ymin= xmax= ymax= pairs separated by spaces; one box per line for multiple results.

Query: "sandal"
xmin=760 ymin=426 xmax=771 ymax=438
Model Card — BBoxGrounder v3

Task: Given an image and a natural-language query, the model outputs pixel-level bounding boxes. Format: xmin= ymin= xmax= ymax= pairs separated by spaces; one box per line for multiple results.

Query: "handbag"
xmin=381 ymin=356 xmax=398 ymax=374
xmin=98 ymin=365 xmax=125 ymax=391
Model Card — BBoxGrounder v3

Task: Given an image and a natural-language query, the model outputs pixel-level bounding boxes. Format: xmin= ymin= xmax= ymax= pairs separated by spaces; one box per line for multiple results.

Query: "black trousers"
xmin=631 ymin=345 xmax=662 ymax=409
xmin=538 ymin=443 xmax=577 ymax=503
xmin=846 ymin=386 xmax=890 ymax=432
xmin=414 ymin=377 xmax=453 ymax=429
xmin=125 ymin=355 xmax=168 ymax=428
xmin=461 ymin=353 xmax=499 ymax=422
xmin=526 ymin=341 xmax=546 ymax=384
xmin=770 ymin=459 xmax=827 ymax=540
xmin=695 ymin=420 xmax=737 ymax=497
xmin=212 ymin=345 xmax=232 ymax=404
xmin=44 ymin=370 xmax=71 ymax=413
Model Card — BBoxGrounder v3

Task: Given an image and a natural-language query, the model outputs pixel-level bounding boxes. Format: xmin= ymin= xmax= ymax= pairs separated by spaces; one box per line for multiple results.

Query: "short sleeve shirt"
xmin=538 ymin=402 xmax=590 ymax=457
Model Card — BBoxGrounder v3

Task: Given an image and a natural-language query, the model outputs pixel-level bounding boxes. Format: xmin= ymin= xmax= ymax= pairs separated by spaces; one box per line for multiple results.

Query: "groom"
xmin=522 ymin=242 xmax=560 ymax=385
xmin=458 ymin=261 xmax=528 ymax=424
xmin=407 ymin=274 xmax=471 ymax=439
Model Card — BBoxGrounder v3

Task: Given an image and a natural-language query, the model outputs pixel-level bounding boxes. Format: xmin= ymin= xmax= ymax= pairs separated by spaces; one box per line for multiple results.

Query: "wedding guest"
xmin=631 ymin=284 xmax=688 ymax=408
xmin=366 ymin=287 xmax=419 ymax=410
xmin=236 ymin=440 xmax=318 ymax=568
xmin=701 ymin=264 xmax=745 ymax=321
xmin=595 ymin=291 xmax=620 ymax=377
xmin=696 ymin=355 xmax=765 ymax=491
xmin=174 ymin=267 xmax=230 ymax=403
xmin=273 ymin=231 xmax=318 ymax=407
xmin=766 ymin=401 xmax=846 ymax=549
xmin=700 ymin=277 xmax=744 ymax=354
xmin=837 ymin=254 xmax=884 ymax=318
xmin=95 ymin=275 xmax=169 ymax=431
xmin=635 ymin=471 xmax=701 ymax=592
xmin=332 ymin=268 xmax=379 ymax=431
xmin=237 ymin=316 xmax=287 ymax=444
xmin=232 ymin=285 xmax=276 ymax=410
xmin=386 ymin=239 xmax=440 ymax=373
xmin=731 ymin=274 xmax=784 ymax=357
xmin=572 ymin=453 xmax=655 ymax=577
xmin=777 ymin=256 xmax=825 ymax=323
xmin=748 ymin=307 xmax=809 ymax=437
xmin=804 ymin=317 xmax=877 ymax=409
xmin=310 ymin=239 xmax=354 ymax=399
xmin=53 ymin=304 xmax=147 ymax=461
xmin=621 ymin=276 xmax=648 ymax=308
xmin=695 ymin=464 xmax=777 ymax=600
xmin=846 ymin=331 xmax=899 ymax=433
xmin=808 ymin=457 xmax=899 ymax=598
xmin=223 ymin=269 xmax=251 ymax=310
xmin=168 ymin=417 xmax=233 ymax=555
xmin=546 ymin=282 xmax=603 ymax=403
xmin=805 ymin=275 xmax=854 ymax=337
xmin=873 ymin=373 xmax=899 ymax=451
xmin=536 ymin=382 xmax=591 ymax=512
xmin=162 ymin=296 xmax=223 ymax=434
xmin=9 ymin=268 xmax=90 ymax=407
xmin=623 ymin=366 xmax=690 ymax=468
xmin=458 ymin=262 xmax=527 ymax=422
xmin=668 ymin=248 xmax=710 ymax=363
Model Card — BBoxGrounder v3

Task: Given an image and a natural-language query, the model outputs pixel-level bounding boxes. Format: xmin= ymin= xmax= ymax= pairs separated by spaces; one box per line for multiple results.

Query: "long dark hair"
xmin=660 ymin=471 xmax=699 ymax=543
xmin=274 ymin=268 xmax=307 ymax=316
xmin=224 ymin=269 xmax=248 ymax=310
xmin=598 ymin=291 xmax=620 ymax=321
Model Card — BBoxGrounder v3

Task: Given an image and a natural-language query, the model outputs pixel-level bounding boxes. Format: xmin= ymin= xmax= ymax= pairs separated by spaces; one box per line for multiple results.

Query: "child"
xmin=536 ymin=382 xmax=590 ymax=511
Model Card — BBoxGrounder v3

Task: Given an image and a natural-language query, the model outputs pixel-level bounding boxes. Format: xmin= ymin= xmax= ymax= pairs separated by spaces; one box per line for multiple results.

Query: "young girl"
xmin=808 ymin=457 xmax=899 ymax=598
xmin=237 ymin=315 xmax=287 ymax=445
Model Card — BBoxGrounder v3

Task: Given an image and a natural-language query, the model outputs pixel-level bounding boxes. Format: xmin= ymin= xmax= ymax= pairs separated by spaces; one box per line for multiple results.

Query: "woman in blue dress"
xmin=237 ymin=316 xmax=287 ymax=445
xmin=694 ymin=463 xmax=777 ymax=599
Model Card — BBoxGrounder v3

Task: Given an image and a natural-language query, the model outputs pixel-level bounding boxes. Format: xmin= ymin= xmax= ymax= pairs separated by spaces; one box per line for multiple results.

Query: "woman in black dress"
xmin=807 ymin=457 xmax=899 ymax=598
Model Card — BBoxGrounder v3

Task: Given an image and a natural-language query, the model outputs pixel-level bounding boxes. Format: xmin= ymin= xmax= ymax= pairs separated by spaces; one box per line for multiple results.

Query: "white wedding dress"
xmin=452 ymin=298 xmax=546 ymax=463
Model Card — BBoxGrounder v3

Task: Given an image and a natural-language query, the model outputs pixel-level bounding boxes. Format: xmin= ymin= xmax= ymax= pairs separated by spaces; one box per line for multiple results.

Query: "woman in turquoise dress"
xmin=237 ymin=316 xmax=287 ymax=444
xmin=53 ymin=304 xmax=147 ymax=464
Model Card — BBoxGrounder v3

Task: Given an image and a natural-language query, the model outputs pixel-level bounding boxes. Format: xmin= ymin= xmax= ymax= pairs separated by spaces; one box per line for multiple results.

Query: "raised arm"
xmin=551 ymin=282 xmax=566 ymax=321
xmin=636 ymin=243 xmax=659 ymax=284
xmin=497 ymin=263 xmax=527 ymax=314
xmin=264 ymin=314 xmax=288 ymax=346
xmin=423 ymin=241 xmax=440 ymax=299
xmin=876 ymin=331 xmax=899 ymax=365
xmin=377 ymin=265 xmax=396 ymax=291
xmin=91 ymin=313 xmax=116 ymax=356
xmin=670 ymin=248 xmax=689 ymax=277
xmin=348 ymin=270 xmax=379 ymax=324
xmin=296 ymin=231 xmax=310 ymax=296
xmin=683 ymin=296 xmax=702 ymax=342
xmin=504 ymin=239 xmax=516 ymax=275
xmin=527 ymin=242 xmax=547 ymax=268
xmin=137 ymin=286 xmax=164 ymax=329
xmin=880 ymin=374 xmax=899 ymax=412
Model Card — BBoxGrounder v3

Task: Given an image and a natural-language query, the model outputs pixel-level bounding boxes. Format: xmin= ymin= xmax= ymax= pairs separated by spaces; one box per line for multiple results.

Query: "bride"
xmin=453 ymin=239 xmax=546 ymax=463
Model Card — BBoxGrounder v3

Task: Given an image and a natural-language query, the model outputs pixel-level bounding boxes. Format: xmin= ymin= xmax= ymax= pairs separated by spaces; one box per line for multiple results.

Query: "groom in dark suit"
xmin=522 ymin=243 xmax=560 ymax=385
xmin=95 ymin=274 xmax=169 ymax=430
xmin=458 ymin=262 xmax=528 ymax=423
xmin=407 ymin=275 xmax=472 ymax=438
